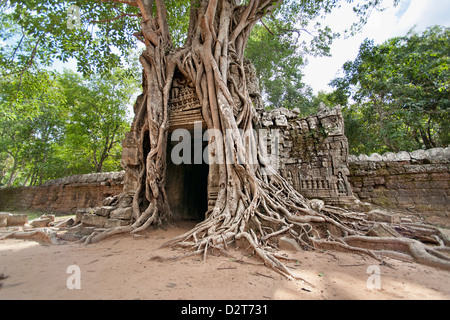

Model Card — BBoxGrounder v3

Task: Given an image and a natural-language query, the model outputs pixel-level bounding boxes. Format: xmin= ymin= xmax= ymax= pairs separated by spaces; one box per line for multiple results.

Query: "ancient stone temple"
xmin=108 ymin=64 xmax=360 ymax=226
xmin=122 ymin=98 xmax=359 ymax=224
xmin=258 ymin=102 xmax=359 ymax=209
xmin=0 ymin=73 xmax=362 ymax=228
xmin=121 ymin=60 xmax=267 ymax=221
xmin=121 ymin=69 xmax=213 ymax=221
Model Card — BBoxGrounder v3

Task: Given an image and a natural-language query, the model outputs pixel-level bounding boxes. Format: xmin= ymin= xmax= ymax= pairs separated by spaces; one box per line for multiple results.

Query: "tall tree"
xmin=331 ymin=26 xmax=450 ymax=154
xmin=58 ymin=69 xmax=135 ymax=174
xmin=2 ymin=0 xmax=449 ymax=276
xmin=0 ymin=69 xmax=67 ymax=187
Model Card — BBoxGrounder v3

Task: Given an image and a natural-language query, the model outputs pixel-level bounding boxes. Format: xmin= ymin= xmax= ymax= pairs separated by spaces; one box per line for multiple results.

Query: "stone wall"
xmin=260 ymin=103 xmax=360 ymax=209
xmin=348 ymin=148 xmax=450 ymax=222
xmin=2 ymin=103 xmax=448 ymax=228
xmin=0 ymin=172 xmax=124 ymax=214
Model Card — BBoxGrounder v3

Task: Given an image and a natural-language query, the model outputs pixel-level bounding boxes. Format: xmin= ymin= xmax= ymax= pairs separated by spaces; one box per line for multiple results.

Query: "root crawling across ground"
xmin=153 ymin=200 xmax=450 ymax=279
xmin=2 ymin=0 xmax=449 ymax=281
xmin=2 ymin=196 xmax=449 ymax=281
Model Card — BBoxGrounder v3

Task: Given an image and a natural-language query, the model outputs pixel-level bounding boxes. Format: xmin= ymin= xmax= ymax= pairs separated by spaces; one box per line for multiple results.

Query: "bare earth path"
xmin=0 ymin=220 xmax=449 ymax=300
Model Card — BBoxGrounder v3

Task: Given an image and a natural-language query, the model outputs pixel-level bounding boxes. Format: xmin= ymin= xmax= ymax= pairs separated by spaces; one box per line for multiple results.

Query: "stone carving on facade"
xmin=169 ymin=76 xmax=200 ymax=113
xmin=118 ymin=64 xmax=362 ymax=226
xmin=167 ymin=71 xmax=204 ymax=131
xmin=259 ymin=104 xmax=359 ymax=208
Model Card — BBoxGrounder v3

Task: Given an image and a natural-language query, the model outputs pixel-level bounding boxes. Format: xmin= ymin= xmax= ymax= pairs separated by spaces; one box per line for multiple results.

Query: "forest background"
xmin=0 ymin=0 xmax=448 ymax=188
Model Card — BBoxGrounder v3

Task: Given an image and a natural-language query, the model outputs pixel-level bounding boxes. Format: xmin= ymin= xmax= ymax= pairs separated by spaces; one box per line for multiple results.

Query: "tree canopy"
xmin=0 ymin=68 xmax=137 ymax=187
xmin=5 ymin=1 xmax=448 ymax=281
xmin=331 ymin=26 xmax=450 ymax=154
xmin=1 ymin=0 xmax=399 ymax=109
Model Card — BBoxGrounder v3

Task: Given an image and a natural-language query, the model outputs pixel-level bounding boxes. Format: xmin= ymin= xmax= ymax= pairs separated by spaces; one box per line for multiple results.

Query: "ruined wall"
xmin=2 ymin=101 xmax=448 ymax=226
xmin=348 ymin=148 xmax=450 ymax=221
xmin=259 ymin=106 xmax=450 ymax=220
xmin=0 ymin=172 xmax=124 ymax=214
xmin=260 ymin=103 xmax=360 ymax=209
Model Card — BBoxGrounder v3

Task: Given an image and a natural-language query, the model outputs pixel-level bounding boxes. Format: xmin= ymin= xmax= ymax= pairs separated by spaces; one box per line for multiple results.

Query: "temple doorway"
xmin=166 ymin=132 xmax=209 ymax=221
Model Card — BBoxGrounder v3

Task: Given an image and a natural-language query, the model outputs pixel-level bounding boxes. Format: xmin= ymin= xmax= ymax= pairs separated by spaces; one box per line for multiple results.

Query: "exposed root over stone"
xmin=3 ymin=0 xmax=449 ymax=281
xmin=2 ymin=202 xmax=449 ymax=280
xmin=150 ymin=204 xmax=450 ymax=278
xmin=0 ymin=228 xmax=60 ymax=245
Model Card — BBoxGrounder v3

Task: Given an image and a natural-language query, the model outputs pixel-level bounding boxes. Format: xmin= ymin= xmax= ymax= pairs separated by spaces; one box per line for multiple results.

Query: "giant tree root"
xmin=0 ymin=228 xmax=60 ymax=245
xmin=2 ymin=206 xmax=449 ymax=278
xmin=147 ymin=202 xmax=450 ymax=277
xmin=342 ymin=235 xmax=450 ymax=270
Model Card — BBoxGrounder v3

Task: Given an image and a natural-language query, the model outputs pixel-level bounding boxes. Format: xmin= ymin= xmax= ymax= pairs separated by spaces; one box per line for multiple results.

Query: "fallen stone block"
xmin=81 ymin=214 xmax=108 ymax=228
xmin=53 ymin=218 xmax=75 ymax=228
xmin=96 ymin=206 xmax=116 ymax=217
xmin=79 ymin=226 xmax=95 ymax=236
xmin=105 ymin=218 xmax=130 ymax=229
xmin=366 ymin=223 xmax=401 ymax=238
xmin=40 ymin=214 xmax=55 ymax=223
xmin=8 ymin=214 xmax=28 ymax=227
xmin=367 ymin=209 xmax=399 ymax=224
xmin=30 ymin=218 xmax=52 ymax=228
xmin=278 ymin=236 xmax=302 ymax=252
xmin=74 ymin=209 xmax=88 ymax=224
xmin=110 ymin=207 xmax=133 ymax=220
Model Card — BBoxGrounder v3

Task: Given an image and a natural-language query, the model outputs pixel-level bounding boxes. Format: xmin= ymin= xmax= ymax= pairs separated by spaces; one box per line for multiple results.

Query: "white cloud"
xmin=302 ymin=0 xmax=450 ymax=95
xmin=399 ymin=0 xmax=450 ymax=29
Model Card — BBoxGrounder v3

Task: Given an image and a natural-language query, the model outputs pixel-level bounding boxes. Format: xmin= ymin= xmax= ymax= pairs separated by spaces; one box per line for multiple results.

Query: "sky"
xmin=302 ymin=0 xmax=450 ymax=95
xmin=50 ymin=0 xmax=450 ymax=97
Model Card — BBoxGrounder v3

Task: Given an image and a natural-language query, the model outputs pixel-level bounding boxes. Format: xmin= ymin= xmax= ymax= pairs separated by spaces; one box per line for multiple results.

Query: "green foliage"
xmin=0 ymin=0 xmax=141 ymax=76
xmin=331 ymin=26 xmax=450 ymax=154
xmin=0 ymin=69 xmax=68 ymax=186
xmin=0 ymin=68 xmax=137 ymax=187
xmin=165 ymin=0 xmax=191 ymax=47
xmin=58 ymin=69 xmax=135 ymax=174
xmin=0 ymin=2 xmax=141 ymax=187
xmin=245 ymin=20 xmax=312 ymax=111
xmin=245 ymin=0 xmax=399 ymax=113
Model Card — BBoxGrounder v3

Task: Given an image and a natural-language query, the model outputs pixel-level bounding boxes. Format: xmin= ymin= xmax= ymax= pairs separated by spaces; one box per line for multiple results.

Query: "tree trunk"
xmin=6 ymin=156 xmax=18 ymax=187
xmin=85 ymin=0 xmax=450 ymax=277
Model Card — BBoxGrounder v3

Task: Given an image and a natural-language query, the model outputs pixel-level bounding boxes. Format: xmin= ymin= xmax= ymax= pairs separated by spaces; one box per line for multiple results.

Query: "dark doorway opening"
xmin=182 ymin=161 xmax=209 ymax=220
xmin=166 ymin=132 xmax=209 ymax=221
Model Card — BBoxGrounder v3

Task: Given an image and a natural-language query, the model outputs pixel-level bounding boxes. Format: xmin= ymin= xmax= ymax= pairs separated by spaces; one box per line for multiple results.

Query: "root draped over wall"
xmin=1 ymin=0 xmax=449 ymax=278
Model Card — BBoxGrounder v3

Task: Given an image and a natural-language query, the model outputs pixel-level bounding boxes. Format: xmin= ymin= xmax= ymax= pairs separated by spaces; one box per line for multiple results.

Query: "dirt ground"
xmin=0 ymin=220 xmax=449 ymax=300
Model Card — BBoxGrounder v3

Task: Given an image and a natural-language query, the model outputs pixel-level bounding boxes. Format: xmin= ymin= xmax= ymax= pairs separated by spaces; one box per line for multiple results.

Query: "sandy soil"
xmin=0 ymin=220 xmax=449 ymax=300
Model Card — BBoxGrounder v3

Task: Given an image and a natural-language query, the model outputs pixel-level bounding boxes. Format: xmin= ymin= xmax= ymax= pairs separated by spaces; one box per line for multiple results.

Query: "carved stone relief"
xmin=168 ymin=71 xmax=205 ymax=132
xmin=261 ymin=104 xmax=359 ymax=208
